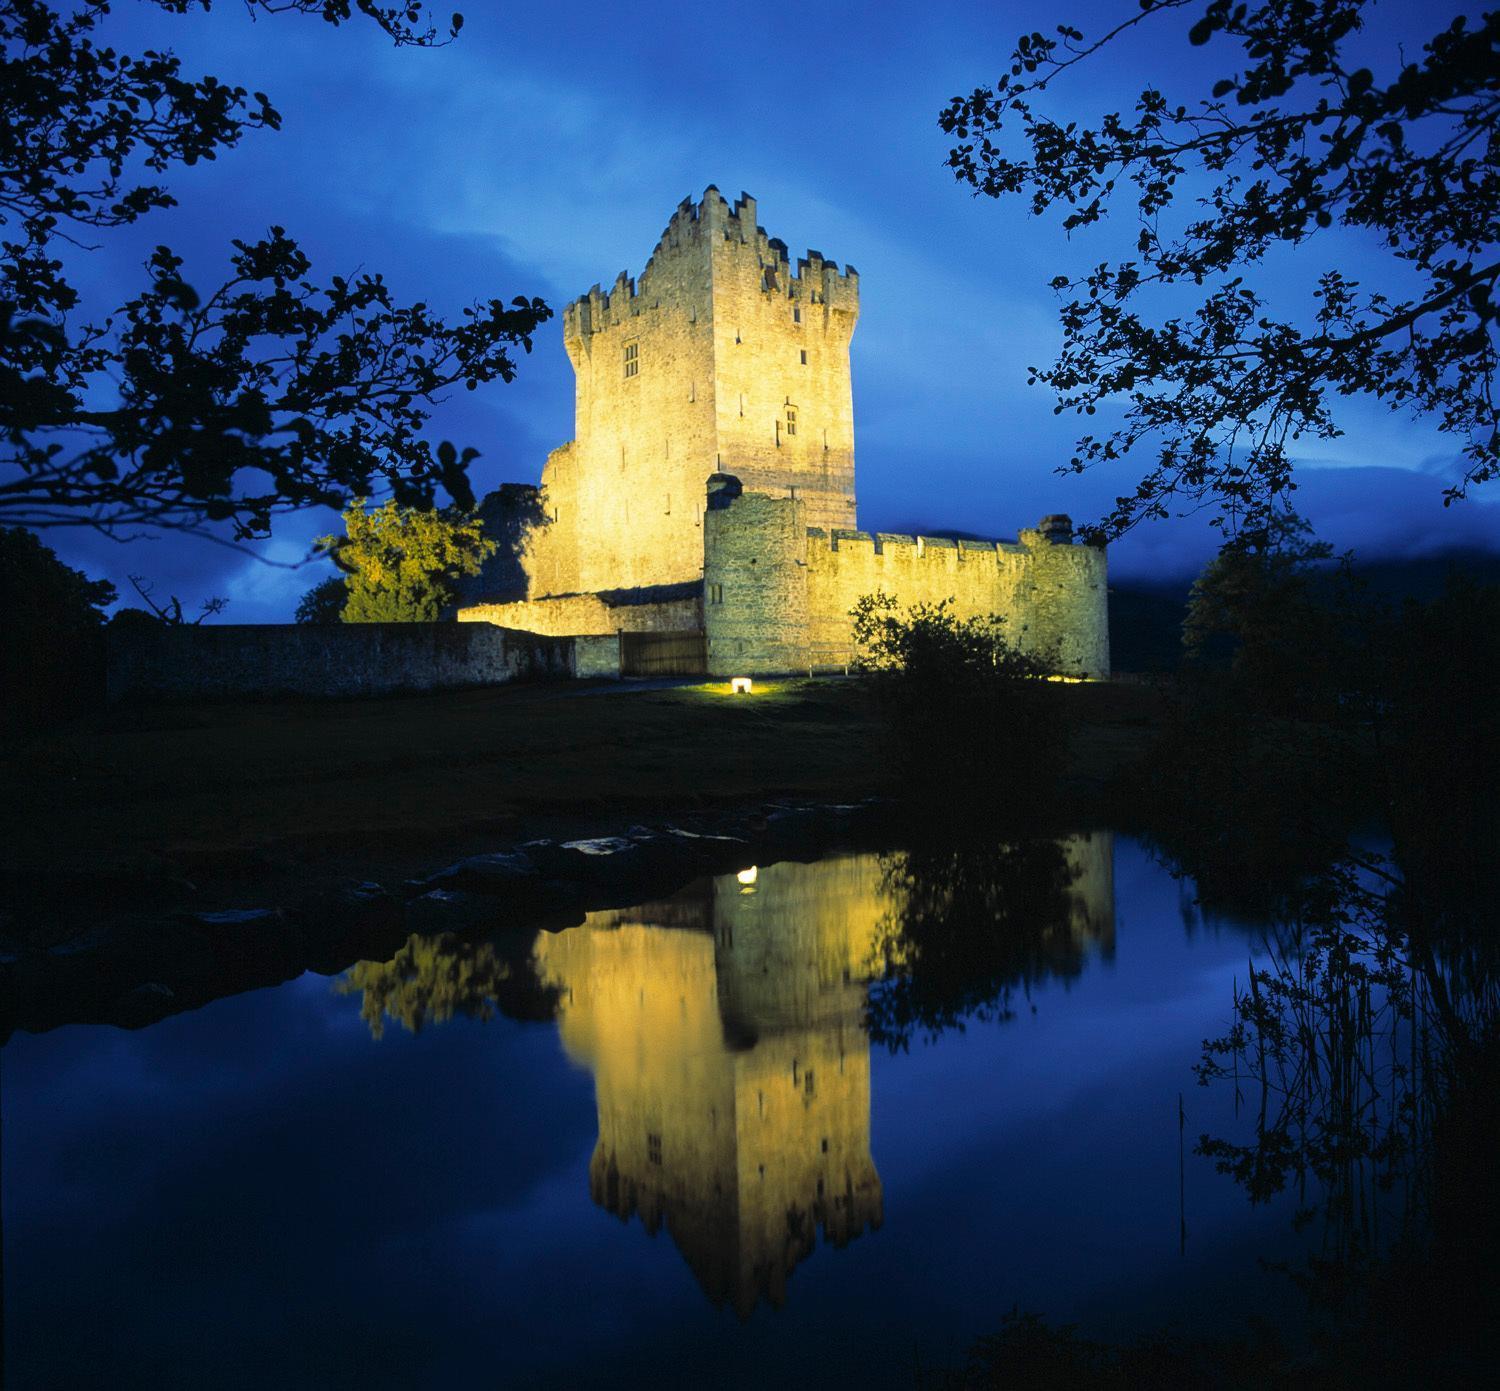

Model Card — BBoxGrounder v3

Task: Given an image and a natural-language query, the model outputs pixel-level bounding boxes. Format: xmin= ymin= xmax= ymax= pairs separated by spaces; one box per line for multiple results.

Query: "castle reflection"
xmin=530 ymin=833 xmax=1115 ymax=1316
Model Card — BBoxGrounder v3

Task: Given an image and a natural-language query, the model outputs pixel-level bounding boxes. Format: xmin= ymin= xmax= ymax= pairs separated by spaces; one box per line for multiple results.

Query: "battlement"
xmin=807 ymin=526 xmax=1036 ymax=563
xmin=562 ymin=185 xmax=859 ymax=343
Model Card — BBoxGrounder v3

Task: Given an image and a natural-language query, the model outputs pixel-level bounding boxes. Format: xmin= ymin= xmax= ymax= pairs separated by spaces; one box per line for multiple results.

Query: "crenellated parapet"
xmin=704 ymin=478 xmax=1109 ymax=678
xmin=562 ymin=185 xmax=858 ymax=352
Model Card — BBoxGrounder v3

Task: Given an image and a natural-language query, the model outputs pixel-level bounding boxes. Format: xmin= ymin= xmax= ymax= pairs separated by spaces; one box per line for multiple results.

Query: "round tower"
xmin=703 ymin=475 xmax=810 ymax=675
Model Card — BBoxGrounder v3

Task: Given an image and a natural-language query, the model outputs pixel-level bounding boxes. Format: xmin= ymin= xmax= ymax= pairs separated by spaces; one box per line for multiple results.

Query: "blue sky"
xmin=43 ymin=0 xmax=1499 ymax=618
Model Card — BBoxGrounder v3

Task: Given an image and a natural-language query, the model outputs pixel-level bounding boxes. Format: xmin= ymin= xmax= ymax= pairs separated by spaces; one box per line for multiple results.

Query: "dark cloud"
xmin=31 ymin=0 xmax=1495 ymax=616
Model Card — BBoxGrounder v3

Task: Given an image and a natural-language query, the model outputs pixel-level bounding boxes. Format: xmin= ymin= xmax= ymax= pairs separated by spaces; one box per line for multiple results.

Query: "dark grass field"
xmin=2 ymin=677 xmax=1160 ymax=890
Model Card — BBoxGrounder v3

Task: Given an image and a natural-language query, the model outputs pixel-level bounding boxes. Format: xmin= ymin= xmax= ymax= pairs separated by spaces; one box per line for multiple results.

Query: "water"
xmin=2 ymin=835 xmax=1308 ymax=1388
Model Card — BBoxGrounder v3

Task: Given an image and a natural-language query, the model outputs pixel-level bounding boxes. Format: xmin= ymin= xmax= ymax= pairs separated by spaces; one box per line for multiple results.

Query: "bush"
xmin=0 ymin=528 xmax=115 ymax=728
xmin=851 ymin=593 xmax=1066 ymax=806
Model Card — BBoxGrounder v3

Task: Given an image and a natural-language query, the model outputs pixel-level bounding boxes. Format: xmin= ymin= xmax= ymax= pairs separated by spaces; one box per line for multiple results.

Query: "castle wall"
xmin=456 ymin=589 xmax=701 ymax=640
xmin=702 ymin=489 xmax=810 ymax=674
xmin=703 ymin=489 xmax=1109 ymax=678
xmin=104 ymin=622 xmax=574 ymax=704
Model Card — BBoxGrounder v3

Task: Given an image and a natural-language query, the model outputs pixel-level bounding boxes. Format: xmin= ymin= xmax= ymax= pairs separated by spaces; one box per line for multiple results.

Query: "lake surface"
xmin=2 ymin=834 xmax=1309 ymax=1388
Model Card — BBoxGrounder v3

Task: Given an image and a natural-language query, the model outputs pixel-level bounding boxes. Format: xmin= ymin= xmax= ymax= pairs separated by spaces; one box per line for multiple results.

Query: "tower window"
xmin=793 ymin=306 xmax=802 ymax=324
xmin=785 ymin=405 xmax=798 ymax=437
xmin=623 ymin=340 xmax=639 ymax=378
xmin=647 ymin=1132 xmax=662 ymax=1165
xmin=800 ymin=349 xmax=807 ymax=365
xmin=709 ymin=583 xmax=724 ymax=605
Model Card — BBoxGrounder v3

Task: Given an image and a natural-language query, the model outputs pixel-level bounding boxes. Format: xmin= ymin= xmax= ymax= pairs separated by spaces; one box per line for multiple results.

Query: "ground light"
xmin=730 ymin=677 xmax=753 ymax=694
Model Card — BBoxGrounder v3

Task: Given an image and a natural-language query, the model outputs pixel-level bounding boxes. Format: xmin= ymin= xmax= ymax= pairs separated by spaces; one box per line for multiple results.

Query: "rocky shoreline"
xmin=0 ymin=798 xmax=899 ymax=1040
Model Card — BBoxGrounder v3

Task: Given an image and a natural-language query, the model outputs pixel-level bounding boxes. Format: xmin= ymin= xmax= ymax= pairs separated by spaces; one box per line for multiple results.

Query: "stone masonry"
xmin=458 ymin=188 xmax=1110 ymax=679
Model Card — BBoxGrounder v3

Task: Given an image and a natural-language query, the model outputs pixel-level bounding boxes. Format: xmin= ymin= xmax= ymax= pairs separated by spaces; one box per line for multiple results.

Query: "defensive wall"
xmin=457 ymin=581 xmax=701 ymax=643
xmin=702 ymin=477 xmax=1109 ymax=678
xmin=105 ymin=621 xmax=579 ymax=704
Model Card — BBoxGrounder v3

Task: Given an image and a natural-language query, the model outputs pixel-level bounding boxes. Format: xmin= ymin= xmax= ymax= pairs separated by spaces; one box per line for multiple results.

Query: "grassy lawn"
xmin=2 ymin=677 xmax=1160 ymax=884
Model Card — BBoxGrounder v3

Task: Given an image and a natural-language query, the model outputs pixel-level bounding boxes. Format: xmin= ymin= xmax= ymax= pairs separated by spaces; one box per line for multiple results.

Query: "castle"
xmin=531 ymin=835 xmax=1116 ymax=1315
xmin=458 ymin=188 xmax=1109 ymax=678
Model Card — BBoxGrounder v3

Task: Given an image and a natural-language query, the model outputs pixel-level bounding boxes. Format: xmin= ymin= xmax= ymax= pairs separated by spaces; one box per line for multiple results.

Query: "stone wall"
xmin=457 ymin=586 xmax=701 ymax=639
xmin=703 ymin=487 xmax=1110 ymax=678
xmin=105 ymin=622 xmax=574 ymax=704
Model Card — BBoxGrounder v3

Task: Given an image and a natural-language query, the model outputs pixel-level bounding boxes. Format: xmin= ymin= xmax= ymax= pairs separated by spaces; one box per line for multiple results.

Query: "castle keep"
xmin=458 ymin=188 xmax=1109 ymax=678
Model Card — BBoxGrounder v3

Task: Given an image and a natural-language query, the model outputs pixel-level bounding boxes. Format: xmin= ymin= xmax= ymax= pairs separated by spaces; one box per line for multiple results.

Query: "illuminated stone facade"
xmin=533 ymin=857 xmax=884 ymax=1317
xmin=530 ymin=834 xmax=1116 ymax=1315
xmin=458 ymin=188 xmax=1109 ymax=677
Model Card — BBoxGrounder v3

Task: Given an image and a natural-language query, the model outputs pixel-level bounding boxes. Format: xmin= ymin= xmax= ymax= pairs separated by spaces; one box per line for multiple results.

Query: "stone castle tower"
xmin=458 ymin=187 xmax=1111 ymax=680
xmin=532 ymin=856 xmax=886 ymax=1317
xmin=527 ymin=834 xmax=1116 ymax=1315
xmin=526 ymin=188 xmax=859 ymax=599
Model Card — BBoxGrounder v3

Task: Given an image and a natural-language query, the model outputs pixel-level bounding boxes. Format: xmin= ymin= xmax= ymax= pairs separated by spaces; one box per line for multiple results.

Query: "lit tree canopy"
xmin=0 ymin=1 xmax=547 ymax=540
xmin=941 ymin=0 xmax=1499 ymax=541
xmin=324 ymin=495 xmax=494 ymax=622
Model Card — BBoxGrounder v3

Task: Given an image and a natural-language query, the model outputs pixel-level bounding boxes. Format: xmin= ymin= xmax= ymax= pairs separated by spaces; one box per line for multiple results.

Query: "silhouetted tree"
xmin=864 ymin=838 xmax=1097 ymax=1049
xmin=124 ymin=574 xmax=228 ymax=624
xmin=322 ymin=496 xmax=493 ymax=622
xmin=942 ymin=1 xmax=1499 ymax=539
xmin=1181 ymin=509 xmax=1342 ymax=712
xmin=0 ymin=525 xmax=114 ymax=725
xmin=0 ymin=1 xmax=547 ymax=540
xmin=294 ymin=573 xmax=348 ymax=624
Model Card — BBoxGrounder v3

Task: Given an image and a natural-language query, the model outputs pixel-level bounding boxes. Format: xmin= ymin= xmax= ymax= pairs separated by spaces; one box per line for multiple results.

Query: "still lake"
xmin=3 ymin=834 xmax=1307 ymax=1388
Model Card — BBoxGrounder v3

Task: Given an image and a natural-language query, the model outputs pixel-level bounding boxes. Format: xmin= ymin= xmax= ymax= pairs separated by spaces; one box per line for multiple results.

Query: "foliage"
xmin=1181 ymin=508 xmax=1342 ymax=714
xmin=1152 ymin=526 xmax=1500 ymax=915
xmin=294 ymin=573 xmax=347 ymax=624
xmin=864 ymin=837 xmax=1102 ymax=1050
xmin=850 ymin=592 xmax=1065 ymax=801
xmin=321 ymin=496 xmax=494 ymax=622
xmin=0 ymin=0 xmax=546 ymax=540
xmin=338 ymin=931 xmax=557 ymax=1040
xmin=0 ymin=524 xmax=114 ymax=725
xmin=124 ymin=573 xmax=227 ymax=624
xmin=941 ymin=1 xmax=1500 ymax=539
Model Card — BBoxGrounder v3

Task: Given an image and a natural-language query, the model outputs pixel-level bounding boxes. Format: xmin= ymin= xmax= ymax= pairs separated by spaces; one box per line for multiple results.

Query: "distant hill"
xmin=1108 ymin=549 xmax=1500 ymax=674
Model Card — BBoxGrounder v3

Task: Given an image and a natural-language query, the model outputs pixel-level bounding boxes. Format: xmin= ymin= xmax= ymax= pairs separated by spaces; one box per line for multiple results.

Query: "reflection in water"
xmin=529 ymin=835 xmax=1116 ymax=1315
xmin=867 ymin=833 xmax=1115 ymax=1049
xmin=337 ymin=931 xmax=557 ymax=1039
xmin=532 ymin=859 xmax=886 ymax=1317
xmin=1194 ymin=853 xmax=1500 ymax=1271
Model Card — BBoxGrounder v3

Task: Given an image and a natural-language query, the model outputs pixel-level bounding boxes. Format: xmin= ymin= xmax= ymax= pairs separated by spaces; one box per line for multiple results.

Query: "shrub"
xmin=851 ymin=593 xmax=1066 ymax=805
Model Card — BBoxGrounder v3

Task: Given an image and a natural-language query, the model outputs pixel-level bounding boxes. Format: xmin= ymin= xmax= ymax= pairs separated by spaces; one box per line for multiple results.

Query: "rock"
xmin=109 ymin=982 xmax=176 ymax=1029
xmin=404 ymin=889 xmax=504 ymax=937
xmin=423 ymin=851 xmax=542 ymax=897
xmin=522 ymin=840 xmax=651 ymax=900
xmin=292 ymin=882 xmax=406 ymax=975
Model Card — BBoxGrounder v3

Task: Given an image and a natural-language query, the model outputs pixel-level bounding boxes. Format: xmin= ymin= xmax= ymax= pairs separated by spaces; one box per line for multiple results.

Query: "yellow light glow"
xmin=731 ymin=676 xmax=753 ymax=694
xmin=736 ymin=866 xmax=758 ymax=885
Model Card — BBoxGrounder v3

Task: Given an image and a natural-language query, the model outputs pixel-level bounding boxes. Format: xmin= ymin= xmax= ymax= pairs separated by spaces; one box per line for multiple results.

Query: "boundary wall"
xmin=457 ymin=587 xmax=701 ymax=640
xmin=703 ymin=486 xmax=1109 ymax=678
xmin=105 ymin=622 xmax=579 ymax=704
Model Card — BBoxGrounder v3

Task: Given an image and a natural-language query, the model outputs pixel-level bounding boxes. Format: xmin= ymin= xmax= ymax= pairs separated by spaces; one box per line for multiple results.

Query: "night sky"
xmin=45 ymin=0 xmax=1499 ymax=620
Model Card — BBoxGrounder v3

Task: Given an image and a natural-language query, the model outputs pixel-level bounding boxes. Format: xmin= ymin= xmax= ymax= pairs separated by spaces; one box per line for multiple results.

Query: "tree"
xmin=1181 ymin=508 xmax=1340 ymax=705
xmin=123 ymin=573 xmax=228 ymax=624
xmin=941 ymin=1 xmax=1499 ymax=541
xmin=0 ymin=525 xmax=115 ymax=725
xmin=294 ymin=573 xmax=347 ymax=624
xmin=324 ymin=496 xmax=494 ymax=622
xmin=0 ymin=1 xmax=548 ymax=540
xmin=338 ymin=931 xmax=558 ymax=1040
